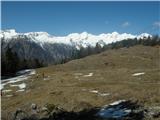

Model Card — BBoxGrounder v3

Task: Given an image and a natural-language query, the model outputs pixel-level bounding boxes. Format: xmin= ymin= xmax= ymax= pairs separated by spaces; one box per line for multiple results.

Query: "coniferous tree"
xmin=5 ymin=47 xmax=19 ymax=74
xmin=34 ymin=58 xmax=44 ymax=68
xmin=95 ymin=43 xmax=102 ymax=53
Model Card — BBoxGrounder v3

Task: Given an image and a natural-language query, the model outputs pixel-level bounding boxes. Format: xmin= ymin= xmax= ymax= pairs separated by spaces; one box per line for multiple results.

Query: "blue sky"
xmin=1 ymin=1 xmax=160 ymax=35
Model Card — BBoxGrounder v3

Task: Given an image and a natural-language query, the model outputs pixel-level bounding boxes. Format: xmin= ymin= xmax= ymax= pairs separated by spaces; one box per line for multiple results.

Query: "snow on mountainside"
xmin=0 ymin=29 xmax=18 ymax=39
xmin=0 ymin=29 xmax=151 ymax=48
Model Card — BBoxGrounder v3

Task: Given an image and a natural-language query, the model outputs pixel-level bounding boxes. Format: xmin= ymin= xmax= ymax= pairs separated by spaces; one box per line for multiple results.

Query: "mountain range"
xmin=1 ymin=29 xmax=151 ymax=64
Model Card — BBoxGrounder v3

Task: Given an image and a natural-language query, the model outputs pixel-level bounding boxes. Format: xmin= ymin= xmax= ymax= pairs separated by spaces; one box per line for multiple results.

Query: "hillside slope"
xmin=1 ymin=45 xmax=160 ymax=120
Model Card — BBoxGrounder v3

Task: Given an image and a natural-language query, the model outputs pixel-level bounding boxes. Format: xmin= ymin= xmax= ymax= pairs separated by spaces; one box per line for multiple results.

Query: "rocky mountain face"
xmin=1 ymin=34 xmax=76 ymax=64
xmin=0 ymin=29 xmax=151 ymax=64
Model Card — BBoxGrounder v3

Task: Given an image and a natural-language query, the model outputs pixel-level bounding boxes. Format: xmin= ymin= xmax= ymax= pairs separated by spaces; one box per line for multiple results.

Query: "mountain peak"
xmin=112 ymin=31 xmax=119 ymax=35
xmin=137 ymin=33 xmax=151 ymax=39
xmin=0 ymin=29 xmax=17 ymax=39
xmin=24 ymin=31 xmax=50 ymax=36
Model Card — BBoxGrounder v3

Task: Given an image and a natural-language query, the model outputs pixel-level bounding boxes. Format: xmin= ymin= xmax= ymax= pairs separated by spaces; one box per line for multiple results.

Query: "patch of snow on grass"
xmin=2 ymin=75 xmax=28 ymax=83
xmin=5 ymin=95 xmax=13 ymax=97
xmin=8 ymin=76 xmax=29 ymax=84
xmin=2 ymin=89 xmax=12 ymax=93
xmin=99 ymin=93 xmax=110 ymax=96
xmin=90 ymin=90 xmax=98 ymax=93
xmin=0 ymin=84 xmax=4 ymax=90
xmin=19 ymin=83 xmax=26 ymax=89
xmin=83 ymin=73 xmax=93 ymax=77
xmin=132 ymin=72 xmax=145 ymax=76
xmin=16 ymin=89 xmax=25 ymax=92
xmin=109 ymin=100 xmax=126 ymax=106
xmin=10 ymin=83 xmax=26 ymax=89
xmin=16 ymin=69 xmax=32 ymax=75
xmin=1 ymin=69 xmax=35 ymax=90
xmin=30 ymin=70 xmax=36 ymax=75
xmin=87 ymin=89 xmax=110 ymax=97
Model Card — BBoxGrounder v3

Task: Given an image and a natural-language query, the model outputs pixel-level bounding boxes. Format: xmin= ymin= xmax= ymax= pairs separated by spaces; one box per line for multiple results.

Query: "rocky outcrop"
xmin=11 ymin=100 xmax=158 ymax=120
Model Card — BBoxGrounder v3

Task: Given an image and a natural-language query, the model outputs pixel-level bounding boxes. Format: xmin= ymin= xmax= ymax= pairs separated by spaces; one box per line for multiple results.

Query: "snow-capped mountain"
xmin=1 ymin=29 xmax=151 ymax=64
xmin=0 ymin=29 xmax=151 ymax=48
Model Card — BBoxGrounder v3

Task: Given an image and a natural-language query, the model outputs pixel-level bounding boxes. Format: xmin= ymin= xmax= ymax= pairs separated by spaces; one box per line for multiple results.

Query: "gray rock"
xmin=31 ymin=103 xmax=37 ymax=110
xmin=13 ymin=108 xmax=28 ymax=120
xmin=146 ymin=106 xmax=160 ymax=119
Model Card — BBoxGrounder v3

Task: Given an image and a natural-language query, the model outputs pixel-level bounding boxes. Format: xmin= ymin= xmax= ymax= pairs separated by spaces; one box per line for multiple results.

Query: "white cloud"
xmin=153 ymin=21 xmax=160 ymax=28
xmin=122 ymin=22 xmax=130 ymax=27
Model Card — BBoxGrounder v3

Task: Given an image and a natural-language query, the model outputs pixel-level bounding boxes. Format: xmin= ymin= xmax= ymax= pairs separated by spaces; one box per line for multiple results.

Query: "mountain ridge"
xmin=0 ymin=29 xmax=151 ymax=48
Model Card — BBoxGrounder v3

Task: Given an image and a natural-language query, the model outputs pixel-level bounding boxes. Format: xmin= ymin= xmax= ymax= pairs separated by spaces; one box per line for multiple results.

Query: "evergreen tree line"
xmin=72 ymin=35 xmax=160 ymax=59
xmin=1 ymin=35 xmax=159 ymax=77
xmin=1 ymin=47 xmax=44 ymax=76
xmin=105 ymin=35 xmax=160 ymax=50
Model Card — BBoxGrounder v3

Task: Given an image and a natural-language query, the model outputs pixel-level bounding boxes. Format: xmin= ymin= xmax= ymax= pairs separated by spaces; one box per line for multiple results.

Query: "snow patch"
xmin=10 ymin=83 xmax=26 ymax=89
xmin=2 ymin=89 xmax=12 ymax=93
xmin=16 ymin=69 xmax=32 ymax=75
xmin=30 ymin=70 xmax=36 ymax=75
xmin=89 ymin=90 xmax=110 ymax=97
xmin=97 ymin=100 xmax=132 ymax=119
xmin=16 ymin=89 xmax=25 ymax=92
xmin=5 ymin=95 xmax=13 ymax=97
xmin=1 ymin=69 xmax=35 ymax=90
xmin=83 ymin=73 xmax=93 ymax=77
xmin=99 ymin=93 xmax=110 ymax=96
xmin=132 ymin=72 xmax=145 ymax=76
xmin=0 ymin=85 xmax=4 ymax=90
xmin=90 ymin=90 xmax=98 ymax=93
xmin=109 ymin=100 xmax=126 ymax=106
